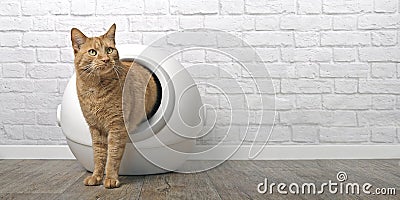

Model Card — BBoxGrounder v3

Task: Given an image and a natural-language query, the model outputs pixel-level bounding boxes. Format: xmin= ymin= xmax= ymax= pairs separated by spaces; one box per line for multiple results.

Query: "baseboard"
xmin=0 ymin=144 xmax=399 ymax=160
xmin=0 ymin=145 xmax=76 ymax=159
xmin=193 ymin=144 xmax=400 ymax=160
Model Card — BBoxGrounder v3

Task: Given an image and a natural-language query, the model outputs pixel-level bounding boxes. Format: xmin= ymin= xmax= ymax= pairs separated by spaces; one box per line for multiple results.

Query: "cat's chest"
xmin=80 ymin=84 xmax=121 ymax=106
xmin=85 ymin=87 xmax=98 ymax=98
xmin=80 ymin=87 xmax=111 ymax=105
xmin=78 ymin=87 xmax=98 ymax=104
xmin=79 ymin=86 xmax=120 ymax=123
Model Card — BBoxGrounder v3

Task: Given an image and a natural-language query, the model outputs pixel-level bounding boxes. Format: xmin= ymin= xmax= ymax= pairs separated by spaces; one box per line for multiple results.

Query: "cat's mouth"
xmin=93 ymin=63 xmax=117 ymax=76
xmin=95 ymin=63 xmax=113 ymax=71
xmin=96 ymin=65 xmax=107 ymax=70
xmin=80 ymin=63 xmax=117 ymax=79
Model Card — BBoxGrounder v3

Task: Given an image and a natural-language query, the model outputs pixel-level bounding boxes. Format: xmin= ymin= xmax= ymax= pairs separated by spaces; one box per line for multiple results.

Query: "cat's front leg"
xmin=84 ymin=126 xmax=108 ymax=186
xmin=104 ymin=128 xmax=128 ymax=189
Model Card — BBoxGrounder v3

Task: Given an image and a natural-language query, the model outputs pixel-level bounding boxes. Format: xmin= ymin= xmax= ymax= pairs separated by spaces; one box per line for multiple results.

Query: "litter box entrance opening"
xmin=145 ymin=70 xmax=162 ymax=121
xmin=120 ymin=57 xmax=175 ymax=143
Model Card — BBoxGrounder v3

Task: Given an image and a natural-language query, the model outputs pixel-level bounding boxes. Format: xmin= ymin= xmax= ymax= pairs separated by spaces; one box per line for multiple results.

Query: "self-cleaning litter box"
xmin=57 ymin=44 xmax=204 ymax=175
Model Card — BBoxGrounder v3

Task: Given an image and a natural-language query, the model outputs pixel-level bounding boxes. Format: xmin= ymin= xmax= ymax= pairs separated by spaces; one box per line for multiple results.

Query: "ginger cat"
xmin=71 ymin=24 xmax=160 ymax=188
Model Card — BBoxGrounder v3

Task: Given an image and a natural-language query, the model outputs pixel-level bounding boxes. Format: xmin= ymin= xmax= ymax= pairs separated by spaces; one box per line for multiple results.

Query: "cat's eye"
xmin=106 ymin=47 xmax=113 ymax=54
xmin=88 ymin=49 xmax=97 ymax=56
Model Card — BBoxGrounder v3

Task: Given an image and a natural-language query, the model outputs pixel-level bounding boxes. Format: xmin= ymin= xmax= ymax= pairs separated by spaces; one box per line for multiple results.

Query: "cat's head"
xmin=71 ymin=24 xmax=119 ymax=78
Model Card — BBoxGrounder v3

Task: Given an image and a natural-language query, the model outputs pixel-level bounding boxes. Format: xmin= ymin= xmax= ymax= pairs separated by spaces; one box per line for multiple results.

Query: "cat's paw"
xmin=103 ymin=177 xmax=120 ymax=189
xmin=83 ymin=175 xmax=103 ymax=186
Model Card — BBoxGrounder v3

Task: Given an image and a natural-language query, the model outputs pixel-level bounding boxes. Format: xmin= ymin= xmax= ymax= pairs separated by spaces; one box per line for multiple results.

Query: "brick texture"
xmin=0 ymin=0 xmax=399 ymax=145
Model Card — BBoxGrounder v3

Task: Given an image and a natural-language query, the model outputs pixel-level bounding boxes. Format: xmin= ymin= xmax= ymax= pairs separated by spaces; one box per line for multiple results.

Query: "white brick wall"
xmin=0 ymin=0 xmax=399 ymax=146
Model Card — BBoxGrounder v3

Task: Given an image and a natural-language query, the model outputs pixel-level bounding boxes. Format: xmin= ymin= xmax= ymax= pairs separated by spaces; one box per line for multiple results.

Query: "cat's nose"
xmin=101 ymin=57 xmax=110 ymax=63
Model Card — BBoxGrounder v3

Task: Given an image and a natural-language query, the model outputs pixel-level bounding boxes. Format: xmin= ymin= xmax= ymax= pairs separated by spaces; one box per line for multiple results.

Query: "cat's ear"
xmin=104 ymin=23 xmax=116 ymax=43
xmin=71 ymin=28 xmax=87 ymax=53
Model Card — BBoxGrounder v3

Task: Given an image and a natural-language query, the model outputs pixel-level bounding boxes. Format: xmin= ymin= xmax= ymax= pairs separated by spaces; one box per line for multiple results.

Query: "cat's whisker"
xmin=78 ymin=63 xmax=97 ymax=80
xmin=112 ymin=66 xmax=123 ymax=89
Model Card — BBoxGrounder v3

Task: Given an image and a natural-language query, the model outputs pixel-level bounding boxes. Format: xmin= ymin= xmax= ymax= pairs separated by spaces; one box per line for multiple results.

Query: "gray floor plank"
xmin=0 ymin=193 xmax=59 ymax=200
xmin=58 ymin=172 xmax=145 ymax=200
xmin=253 ymin=160 xmax=400 ymax=200
xmin=0 ymin=160 xmax=85 ymax=194
xmin=0 ymin=160 xmax=25 ymax=174
xmin=139 ymin=171 xmax=220 ymax=200
xmin=206 ymin=161 xmax=275 ymax=200
xmin=0 ymin=159 xmax=398 ymax=199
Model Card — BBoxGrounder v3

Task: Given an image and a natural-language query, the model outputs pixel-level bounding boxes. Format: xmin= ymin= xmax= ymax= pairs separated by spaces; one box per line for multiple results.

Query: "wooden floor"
xmin=0 ymin=159 xmax=399 ymax=200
